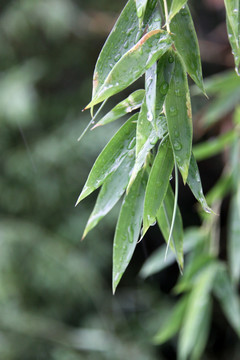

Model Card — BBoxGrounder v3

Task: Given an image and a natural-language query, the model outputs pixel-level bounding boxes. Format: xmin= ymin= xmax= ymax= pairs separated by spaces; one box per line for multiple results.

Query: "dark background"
xmin=0 ymin=0 xmax=237 ymax=359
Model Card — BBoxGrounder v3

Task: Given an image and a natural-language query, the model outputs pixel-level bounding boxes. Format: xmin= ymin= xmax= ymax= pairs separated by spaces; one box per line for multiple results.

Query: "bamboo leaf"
xmin=187 ymin=153 xmax=213 ymax=213
xmin=87 ymin=30 xmax=172 ymax=108
xmin=226 ymin=16 xmax=240 ymax=75
xmin=136 ymin=96 xmax=153 ymax=156
xmin=76 ymin=114 xmax=137 ymax=204
xmin=168 ymin=0 xmax=188 ymax=22
xmin=145 ymin=61 xmax=157 ymax=123
xmin=154 ymin=296 xmax=188 ymax=344
xmin=92 ymin=90 xmax=145 ymax=129
xmin=142 ymin=137 xmax=174 ymax=235
xmin=213 ymin=265 xmax=240 ymax=336
xmin=112 ymin=170 xmax=147 ymax=293
xmin=139 ymin=227 xmax=206 ymax=278
xmin=178 ymin=264 xmax=218 ymax=360
xmin=170 ymin=5 xmax=205 ymax=93
xmin=165 ymin=52 xmax=192 ymax=183
xmin=228 ymin=186 xmax=240 ymax=284
xmin=82 ymin=153 xmax=135 ymax=238
xmin=135 ymin=0 xmax=149 ymax=26
xmin=157 ymin=184 xmax=184 ymax=271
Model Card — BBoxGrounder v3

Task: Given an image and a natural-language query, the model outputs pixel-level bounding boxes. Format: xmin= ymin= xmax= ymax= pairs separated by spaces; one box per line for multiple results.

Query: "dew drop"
xmin=169 ymin=106 xmax=177 ymax=116
xmin=123 ymin=40 xmax=129 ymax=49
xmin=137 ymin=6 xmax=143 ymax=18
xmin=168 ymin=55 xmax=174 ymax=63
xmin=147 ymin=111 xmax=153 ymax=121
xmin=114 ymin=54 xmax=121 ymax=62
xmin=175 ymin=89 xmax=183 ymax=97
xmin=174 ymin=130 xmax=180 ymax=138
xmin=173 ymin=141 xmax=182 ymax=151
xmin=160 ymin=81 xmax=169 ymax=95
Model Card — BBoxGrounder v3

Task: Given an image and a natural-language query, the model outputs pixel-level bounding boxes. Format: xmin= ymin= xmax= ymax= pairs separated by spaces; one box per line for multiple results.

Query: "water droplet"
xmin=168 ymin=55 xmax=174 ymax=63
xmin=175 ymin=89 xmax=183 ymax=97
xmin=174 ymin=130 xmax=180 ymax=137
xmin=137 ymin=6 xmax=143 ymax=18
xmin=114 ymin=54 xmax=121 ymax=62
xmin=203 ymin=206 xmax=212 ymax=214
xmin=169 ymin=174 xmax=173 ymax=181
xmin=181 ymin=6 xmax=188 ymax=16
xmin=233 ymin=8 xmax=238 ymax=14
xmin=123 ymin=40 xmax=129 ymax=49
xmin=135 ymin=31 xmax=142 ymax=43
xmin=173 ymin=141 xmax=182 ymax=151
xmin=128 ymin=138 xmax=136 ymax=150
xmin=147 ymin=111 xmax=153 ymax=121
xmin=160 ymin=81 xmax=169 ymax=95
xmin=169 ymin=106 xmax=177 ymax=116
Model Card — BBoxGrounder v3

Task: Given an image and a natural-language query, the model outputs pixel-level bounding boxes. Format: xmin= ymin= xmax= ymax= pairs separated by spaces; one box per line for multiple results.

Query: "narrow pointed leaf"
xmin=187 ymin=153 xmax=213 ymax=213
xmin=170 ymin=5 xmax=205 ymax=93
xmin=226 ymin=16 xmax=240 ymax=75
xmin=92 ymin=90 xmax=145 ymax=128
xmin=76 ymin=114 xmax=137 ymax=204
xmin=82 ymin=153 xmax=135 ymax=238
xmin=155 ymin=49 xmax=175 ymax=122
xmin=168 ymin=0 xmax=188 ymax=22
xmin=140 ymin=227 xmax=206 ymax=278
xmin=228 ymin=186 xmax=240 ymax=284
xmin=178 ymin=264 xmax=218 ymax=360
xmin=154 ymin=296 xmax=188 ymax=344
xmin=145 ymin=62 xmax=157 ymax=123
xmin=157 ymin=185 xmax=184 ymax=270
xmin=135 ymin=0 xmax=149 ymax=26
xmin=136 ymin=96 xmax=153 ymax=156
xmin=165 ymin=52 xmax=193 ymax=183
xmin=87 ymin=30 xmax=172 ymax=108
xmin=112 ymin=170 xmax=147 ymax=293
xmin=213 ymin=266 xmax=240 ymax=336
xmin=143 ymin=137 xmax=174 ymax=235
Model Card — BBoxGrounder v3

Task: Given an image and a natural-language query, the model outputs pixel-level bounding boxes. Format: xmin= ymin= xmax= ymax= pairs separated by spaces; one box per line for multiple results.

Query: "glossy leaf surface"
xmin=165 ymin=52 xmax=192 ymax=183
xmin=157 ymin=185 xmax=184 ymax=270
xmin=87 ymin=30 xmax=172 ymax=108
xmin=187 ymin=153 xmax=212 ymax=213
xmin=168 ymin=0 xmax=188 ymax=21
xmin=112 ymin=170 xmax=147 ymax=293
xmin=143 ymin=137 xmax=174 ymax=235
xmin=136 ymin=96 xmax=153 ymax=156
xmin=228 ymin=186 xmax=240 ymax=284
xmin=82 ymin=153 xmax=135 ymax=238
xmin=135 ymin=0 xmax=149 ymax=26
xmin=76 ymin=114 xmax=137 ymax=204
xmin=92 ymin=90 xmax=145 ymax=128
xmin=145 ymin=62 xmax=157 ymax=123
xmin=170 ymin=5 xmax=205 ymax=93
xmin=214 ymin=266 xmax=240 ymax=336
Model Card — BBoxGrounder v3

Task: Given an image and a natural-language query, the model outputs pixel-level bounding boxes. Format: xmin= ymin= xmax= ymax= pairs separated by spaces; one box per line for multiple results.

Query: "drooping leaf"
xmin=82 ymin=153 xmax=135 ymax=238
xmin=165 ymin=52 xmax=192 ymax=183
xmin=178 ymin=263 xmax=218 ymax=360
xmin=157 ymin=184 xmax=184 ymax=271
xmin=143 ymin=136 xmax=174 ymax=235
xmin=154 ymin=296 xmax=188 ymax=344
xmin=136 ymin=96 xmax=153 ymax=156
xmin=76 ymin=114 xmax=137 ymax=204
xmin=135 ymin=0 xmax=149 ymax=26
xmin=155 ymin=49 xmax=175 ymax=122
xmin=228 ymin=186 xmax=240 ymax=284
xmin=87 ymin=30 xmax=172 ymax=108
xmin=112 ymin=169 xmax=147 ymax=293
xmin=145 ymin=61 xmax=157 ymax=123
xmin=224 ymin=0 xmax=240 ymax=75
xmin=168 ymin=0 xmax=188 ymax=22
xmin=139 ymin=227 xmax=207 ymax=278
xmin=170 ymin=5 xmax=205 ymax=93
xmin=92 ymin=90 xmax=145 ymax=129
xmin=213 ymin=265 xmax=240 ymax=336
xmin=186 ymin=153 xmax=213 ymax=213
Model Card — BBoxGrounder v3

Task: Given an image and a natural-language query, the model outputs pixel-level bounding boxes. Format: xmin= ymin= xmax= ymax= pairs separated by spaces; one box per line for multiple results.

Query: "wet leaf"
xmin=136 ymin=96 xmax=153 ymax=156
xmin=76 ymin=114 xmax=137 ymax=204
xmin=145 ymin=61 xmax=157 ymax=123
xmin=82 ymin=153 xmax=135 ymax=238
xmin=87 ymin=30 xmax=172 ymax=108
xmin=139 ymin=227 xmax=206 ymax=278
xmin=228 ymin=186 xmax=240 ymax=285
xmin=214 ymin=265 xmax=240 ymax=336
xmin=168 ymin=0 xmax=188 ymax=22
xmin=92 ymin=90 xmax=145 ymax=129
xmin=142 ymin=137 xmax=174 ymax=235
xmin=112 ymin=169 xmax=147 ymax=293
xmin=135 ymin=0 xmax=149 ymax=26
xmin=187 ymin=153 xmax=213 ymax=213
xmin=178 ymin=263 xmax=218 ymax=360
xmin=170 ymin=5 xmax=205 ymax=93
xmin=157 ymin=184 xmax=184 ymax=271
xmin=165 ymin=52 xmax=192 ymax=183
xmin=154 ymin=296 xmax=188 ymax=344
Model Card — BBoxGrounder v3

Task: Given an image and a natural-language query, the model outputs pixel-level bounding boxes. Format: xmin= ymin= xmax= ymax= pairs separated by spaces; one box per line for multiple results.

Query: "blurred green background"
xmin=0 ymin=1 xmax=238 ymax=359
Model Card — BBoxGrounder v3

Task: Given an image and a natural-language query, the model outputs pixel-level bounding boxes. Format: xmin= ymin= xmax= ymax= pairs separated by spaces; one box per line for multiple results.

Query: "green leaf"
xmin=87 ymin=30 xmax=172 ymax=108
xmin=178 ymin=264 xmax=218 ymax=360
xmin=76 ymin=114 xmax=137 ymax=204
xmin=112 ymin=169 xmax=147 ymax=293
xmin=228 ymin=186 xmax=240 ymax=284
xmin=165 ymin=52 xmax=192 ymax=183
xmin=143 ymin=136 xmax=174 ymax=235
xmin=139 ymin=227 xmax=207 ymax=278
xmin=145 ymin=61 xmax=157 ymax=123
xmin=136 ymin=96 xmax=153 ymax=156
xmin=154 ymin=296 xmax=188 ymax=344
xmin=170 ymin=5 xmax=205 ymax=94
xmin=82 ymin=153 xmax=135 ymax=239
xmin=92 ymin=90 xmax=145 ymax=129
xmin=168 ymin=0 xmax=188 ymax=22
xmin=213 ymin=265 xmax=240 ymax=336
xmin=193 ymin=130 xmax=237 ymax=161
xmin=135 ymin=0 xmax=149 ymax=26
xmin=205 ymin=174 xmax=232 ymax=206
xmin=186 ymin=153 xmax=213 ymax=213
xmin=224 ymin=0 xmax=240 ymax=75
xmin=157 ymin=184 xmax=184 ymax=271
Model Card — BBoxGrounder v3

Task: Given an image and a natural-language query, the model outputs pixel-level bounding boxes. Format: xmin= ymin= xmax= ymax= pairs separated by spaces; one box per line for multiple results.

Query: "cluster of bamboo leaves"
xmin=76 ymin=1 xmax=240 ymax=356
